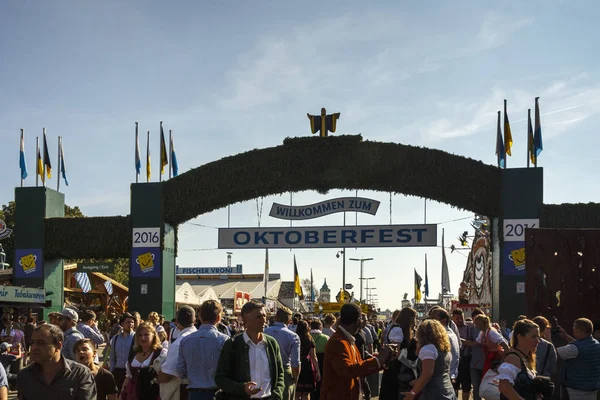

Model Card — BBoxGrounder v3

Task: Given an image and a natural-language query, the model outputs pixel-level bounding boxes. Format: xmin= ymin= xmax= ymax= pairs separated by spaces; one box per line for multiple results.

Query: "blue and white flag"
xmin=74 ymin=272 xmax=92 ymax=293
xmin=170 ymin=133 xmax=179 ymax=177
xmin=135 ymin=123 xmax=141 ymax=176
xmin=19 ymin=130 xmax=28 ymax=180
xmin=60 ymin=139 xmax=68 ymax=186
xmin=104 ymin=280 xmax=114 ymax=295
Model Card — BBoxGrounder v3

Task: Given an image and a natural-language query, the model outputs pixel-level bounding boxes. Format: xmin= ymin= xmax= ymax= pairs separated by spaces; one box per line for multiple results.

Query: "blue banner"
xmin=14 ymin=249 xmax=43 ymax=279
xmin=131 ymin=247 xmax=161 ymax=278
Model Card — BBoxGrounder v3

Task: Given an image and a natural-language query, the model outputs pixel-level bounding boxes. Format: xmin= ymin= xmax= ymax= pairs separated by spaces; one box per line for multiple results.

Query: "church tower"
xmin=318 ymin=278 xmax=331 ymax=303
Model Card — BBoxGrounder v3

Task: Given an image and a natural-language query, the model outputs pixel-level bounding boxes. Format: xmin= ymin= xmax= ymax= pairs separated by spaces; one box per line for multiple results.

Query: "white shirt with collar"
xmin=161 ymin=325 xmax=197 ymax=377
xmin=243 ymin=331 xmax=272 ymax=399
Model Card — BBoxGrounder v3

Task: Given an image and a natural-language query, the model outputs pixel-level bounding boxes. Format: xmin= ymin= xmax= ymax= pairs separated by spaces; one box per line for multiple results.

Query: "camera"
xmin=551 ymin=326 xmax=560 ymax=335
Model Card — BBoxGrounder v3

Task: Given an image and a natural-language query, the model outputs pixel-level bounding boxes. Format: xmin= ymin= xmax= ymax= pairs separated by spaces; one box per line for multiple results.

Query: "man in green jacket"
xmin=215 ymin=300 xmax=285 ymax=399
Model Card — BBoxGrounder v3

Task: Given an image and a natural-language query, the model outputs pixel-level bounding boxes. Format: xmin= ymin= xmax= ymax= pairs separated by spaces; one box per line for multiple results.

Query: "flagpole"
xmin=504 ymin=100 xmax=508 ymax=169
xmin=35 ymin=137 xmax=39 ymax=187
xmin=527 ymin=109 xmax=531 ymax=168
xmin=535 ymin=97 xmax=541 ymax=168
xmin=147 ymin=131 xmax=150 ymax=183
xmin=57 ymin=136 xmax=61 ymax=192
xmin=20 ymin=129 xmax=24 ymax=188
xmin=42 ymin=128 xmax=46 ymax=187
xmin=169 ymin=129 xmax=172 ymax=180
xmin=135 ymin=122 xmax=139 ymax=184
xmin=159 ymin=122 xmax=163 ymax=183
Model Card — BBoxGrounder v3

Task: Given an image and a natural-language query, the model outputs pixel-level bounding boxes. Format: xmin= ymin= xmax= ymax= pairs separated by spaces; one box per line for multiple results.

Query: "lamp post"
xmin=361 ymin=277 xmax=375 ymax=304
xmin=366 ymin=287 xmax=377 ymax=304
xmin=349 ymin=258 xmax=373 ymax=303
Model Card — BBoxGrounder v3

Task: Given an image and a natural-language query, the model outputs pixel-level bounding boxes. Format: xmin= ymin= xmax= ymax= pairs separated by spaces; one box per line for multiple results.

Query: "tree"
xmin=0 ymin=201 xmax=128 ymax=286
xmin=301 ymin=278 xmax=319 ymax=300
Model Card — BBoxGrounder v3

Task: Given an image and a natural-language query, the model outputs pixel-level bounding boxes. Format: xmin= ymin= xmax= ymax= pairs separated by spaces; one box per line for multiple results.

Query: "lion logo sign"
xmin=136 ymin=252 xmax=155 ymax=273
xmin=19 ymin=253 xmax=37 ymax=274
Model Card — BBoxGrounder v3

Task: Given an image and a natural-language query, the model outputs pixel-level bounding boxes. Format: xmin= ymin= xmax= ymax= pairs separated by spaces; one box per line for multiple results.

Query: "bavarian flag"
xmin=414 ymin=269 xmax=423 ymax=303
xmin=293 ymin=255 xmax=304 ymax=300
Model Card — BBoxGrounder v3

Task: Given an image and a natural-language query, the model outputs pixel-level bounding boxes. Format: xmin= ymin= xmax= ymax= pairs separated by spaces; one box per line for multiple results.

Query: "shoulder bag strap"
xmin=112 ymin=334 xmax=118 ymax=365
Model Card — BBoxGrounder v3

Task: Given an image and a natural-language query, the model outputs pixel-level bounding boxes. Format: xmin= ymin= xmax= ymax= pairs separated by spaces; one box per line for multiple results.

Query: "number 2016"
xmin=133 ymin=231 xmax=160 ymax=244
xmin=505 ymin=223 xmax=535 ymax=237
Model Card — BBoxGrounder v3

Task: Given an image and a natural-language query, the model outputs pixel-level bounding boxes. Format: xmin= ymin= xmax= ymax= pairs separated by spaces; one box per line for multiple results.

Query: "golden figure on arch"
xmin=307 ymin=107 xmax=340 ymax=137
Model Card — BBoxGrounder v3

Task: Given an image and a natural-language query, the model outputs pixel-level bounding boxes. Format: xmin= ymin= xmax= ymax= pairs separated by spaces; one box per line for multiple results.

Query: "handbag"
xmin=479 ymin=368 xmax=501 ymax=400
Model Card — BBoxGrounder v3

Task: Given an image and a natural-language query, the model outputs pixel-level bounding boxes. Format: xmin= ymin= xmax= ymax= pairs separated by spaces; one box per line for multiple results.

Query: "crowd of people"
xmin=0 ymin=301 xmax=597 ymax=400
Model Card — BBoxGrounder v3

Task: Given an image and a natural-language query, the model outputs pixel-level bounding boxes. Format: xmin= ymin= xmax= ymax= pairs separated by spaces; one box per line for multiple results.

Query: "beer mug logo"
xmin=19 ymin=253 xmax=37 ymax=274
xmin=508 ymin=247 xmax=526 ymax=271
xmin=136 ymin=252 xmax=155 ymax=273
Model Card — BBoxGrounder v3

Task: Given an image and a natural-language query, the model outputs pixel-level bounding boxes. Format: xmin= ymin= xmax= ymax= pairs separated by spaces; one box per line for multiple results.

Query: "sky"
xmin=1 ymin=1 xmax=599 ymax=311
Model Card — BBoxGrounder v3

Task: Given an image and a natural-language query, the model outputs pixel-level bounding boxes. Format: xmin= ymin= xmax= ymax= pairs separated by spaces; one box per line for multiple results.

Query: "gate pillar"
xmin=493 ymin=168 xmax=543 ymax=324
xmin=128 ymin=183 xmax=176 ymax=320
xmin=13 ymin=187 xmax=65 ymax=318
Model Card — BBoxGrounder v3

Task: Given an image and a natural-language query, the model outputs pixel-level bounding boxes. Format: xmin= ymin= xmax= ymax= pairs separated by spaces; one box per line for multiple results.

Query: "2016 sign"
xmin=132 ymin=228 xmax=160 ymax=248
xmin=503 ymin=219 xmax=539 ymax=242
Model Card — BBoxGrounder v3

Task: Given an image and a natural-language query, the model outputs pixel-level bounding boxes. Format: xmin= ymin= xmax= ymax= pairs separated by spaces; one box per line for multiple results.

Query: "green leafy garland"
xmin=45 ymin=216 xmax=131 ymax=259
xmin=541 ymin=203 xmax=600 ymax=228
xmin=163 ymin=135 xmax=502 ymax=225
xmin=45 ymin=136 xmax=600 ymax=259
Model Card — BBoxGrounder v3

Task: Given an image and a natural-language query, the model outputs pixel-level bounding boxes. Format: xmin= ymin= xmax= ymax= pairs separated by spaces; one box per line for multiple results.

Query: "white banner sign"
xmin=0 ymin=286 xmax=46 ymax=304
xmin=503 ymin=219 xmax=539 ymax=242
xmin=132 ymin=227 xmax=161 ymax=248
xmin=269 ymin=197 xmax=380 ymax=220
xmin=218 ymin=224 xmax=437 ymax=249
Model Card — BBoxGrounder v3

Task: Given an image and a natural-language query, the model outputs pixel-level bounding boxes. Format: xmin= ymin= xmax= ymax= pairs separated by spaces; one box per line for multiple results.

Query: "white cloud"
xmin=472 ymin=12 xmax=534 ymax=52
xmin=219 ymin=10 xmax=534 ymax=113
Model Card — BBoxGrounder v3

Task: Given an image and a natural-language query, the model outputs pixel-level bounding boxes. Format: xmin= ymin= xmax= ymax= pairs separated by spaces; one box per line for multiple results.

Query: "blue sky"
xmin=1 ymin=1 xmax=599 ymax=311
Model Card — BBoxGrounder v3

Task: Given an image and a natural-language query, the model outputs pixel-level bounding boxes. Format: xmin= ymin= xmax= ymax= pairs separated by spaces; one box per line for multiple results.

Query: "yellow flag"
xmin=293 ymin=256 xmax=303 ymax=299
xmin=504 ymin=100 xmax=513 ymax=156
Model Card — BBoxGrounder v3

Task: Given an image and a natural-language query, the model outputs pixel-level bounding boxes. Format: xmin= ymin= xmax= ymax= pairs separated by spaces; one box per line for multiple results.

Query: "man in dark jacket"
xmin=215 ymin=300 xmax=285 ymax=399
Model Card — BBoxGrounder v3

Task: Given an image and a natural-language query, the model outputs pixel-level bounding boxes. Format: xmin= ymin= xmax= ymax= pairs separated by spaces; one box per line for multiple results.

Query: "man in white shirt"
xmin=215 ymin=300 xmax=285 ymax=399
xmin=158 ymin=306 xmax=197 ymax=400
xmin=437 ymin=310 xmax=460 ymax=382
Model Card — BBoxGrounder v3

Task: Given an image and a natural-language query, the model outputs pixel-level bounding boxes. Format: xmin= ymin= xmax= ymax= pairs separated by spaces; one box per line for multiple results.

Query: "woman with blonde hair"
xmin=120 ymin=322 xmax=166 ymax=400
xmin=497 ymin=319 xmax=550 ymax=399
xmin=474 ymin=314 xmax=509 ymax=376
xmin=402 ymin=319 xmax=456 ymax=400
xmin=147 ymin=312 xmax=168 ymax=348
